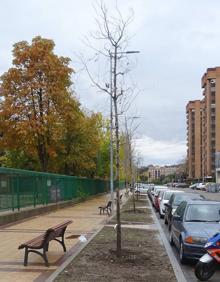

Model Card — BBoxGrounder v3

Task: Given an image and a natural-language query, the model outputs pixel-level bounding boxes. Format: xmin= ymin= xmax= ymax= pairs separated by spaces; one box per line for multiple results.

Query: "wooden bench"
xmin=18 ymin=220 xmax=72 ymax=267
xmin=98 ymin=201 xmax=112 ymax=215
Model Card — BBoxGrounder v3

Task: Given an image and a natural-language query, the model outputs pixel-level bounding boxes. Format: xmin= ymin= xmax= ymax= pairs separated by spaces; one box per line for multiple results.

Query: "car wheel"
xmin=159 ymin=211 xmax=163 ymax=219
xmin=179 ymin=240 xmax=187 ymax=264
xmin=195 ymin=260 xmax=216 ymax=281
xmin=169 ymin=230 xmax=174 ymax=246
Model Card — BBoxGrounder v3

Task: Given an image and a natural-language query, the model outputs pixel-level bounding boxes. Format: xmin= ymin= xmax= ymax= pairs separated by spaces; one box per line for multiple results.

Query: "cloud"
xmin=135 ymin=135 xmax=186 ymax=166
xmin=1 ymin=0 xmax=220 ymax=166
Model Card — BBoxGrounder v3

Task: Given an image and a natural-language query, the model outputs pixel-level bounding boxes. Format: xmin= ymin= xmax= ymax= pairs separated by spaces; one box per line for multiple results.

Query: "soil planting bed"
xmin=55 ymin=196 xmax=177 ymax=282
xmin=55 ymin=227 xmax=176 ymax=282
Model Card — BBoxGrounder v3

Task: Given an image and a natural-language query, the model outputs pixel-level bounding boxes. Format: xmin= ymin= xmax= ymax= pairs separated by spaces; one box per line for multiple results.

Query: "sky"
xmin=1 ymin=0 xmax=220 ymax=166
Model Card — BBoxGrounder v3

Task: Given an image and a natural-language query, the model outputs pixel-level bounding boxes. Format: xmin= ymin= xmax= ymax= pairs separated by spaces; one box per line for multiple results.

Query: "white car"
xmin=152 ymin=186 xmax=167 ymax=207
xmin=196 ymin=182 xmax=206 ymax=190
xmin=159 ymin=190 xmax=182 ymax=218
xmin=189 ymin=183 xmax=197 ymax=190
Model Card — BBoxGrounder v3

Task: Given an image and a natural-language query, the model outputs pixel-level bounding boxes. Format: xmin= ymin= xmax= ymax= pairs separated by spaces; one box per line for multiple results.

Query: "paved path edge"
xmin=149 ymin=198 xmax=187 ymax=282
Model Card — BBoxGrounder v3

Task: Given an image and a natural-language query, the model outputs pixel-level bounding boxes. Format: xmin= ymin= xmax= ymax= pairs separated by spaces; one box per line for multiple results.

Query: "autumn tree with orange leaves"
xmin=0 ymin=36 xmax=74 ymax=171
xmin=0 ymin=36 xmax=111 ymax=178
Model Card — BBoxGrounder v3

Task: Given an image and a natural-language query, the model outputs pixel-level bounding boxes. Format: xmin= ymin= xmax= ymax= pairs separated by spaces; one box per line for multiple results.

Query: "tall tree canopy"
xmin=0 ymin=36 xmax=74 ymax=171
xmin=0 ymin=36 xmax=113 ymax=178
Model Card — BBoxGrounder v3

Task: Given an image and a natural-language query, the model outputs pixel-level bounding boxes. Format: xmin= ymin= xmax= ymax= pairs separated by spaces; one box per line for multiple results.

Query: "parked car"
xmin=189 ymin=183 xmax=198 ymax=190
xmin=196 ymin=183 xmax=206 ymax=191
xmin=152 ymin=186 xmax=167 ymax=207
xmin=147 ymin=186 xmax=155 ymax=202
xmin=135 ymin=183 xmax=149 ymax=194
xmin=157 ymin=190 xmax=168 ymax=213
xmin=164 ymin=192 xmax=205 ymax=230
xmin=170 ymin=200 xmax=220 ymax=263
xmin=159 ymin=190 xmax=182 ymax=218
xmin=154 ymin=189 xmax=168 ymax=211
xmin=174 ymin=183 xmax=188 ymax=188
xmin=150 ymin=185 xmax=162 ymax=203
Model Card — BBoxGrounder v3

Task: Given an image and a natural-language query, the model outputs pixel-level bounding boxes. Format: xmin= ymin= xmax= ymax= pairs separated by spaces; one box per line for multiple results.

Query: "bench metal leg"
xmin=54 ymin=236 xmax=66 ymax=252
xmin=99 ymin=207 xmax=104 ymax=214
xmin=24 ymin=249 xmax=49 ymax=267
xmin=24 ymin=247 xmax=28 ymax=266
xmin=45 ymin=243 xmax=49 ymax=252
xmin=43 ymin=248 xmax=49 ymax=267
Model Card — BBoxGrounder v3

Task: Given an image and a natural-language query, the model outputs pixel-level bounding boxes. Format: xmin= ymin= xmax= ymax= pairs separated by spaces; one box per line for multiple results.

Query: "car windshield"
xmin=155 ymin=189 xmax=162 ymax=195
xmin=173 ymin=194 xmax=198 ymax=205
xmin=186 ymin=204 xmax=220 ymax=222
xmin=164 ymin=191 xmax=174 ymax=200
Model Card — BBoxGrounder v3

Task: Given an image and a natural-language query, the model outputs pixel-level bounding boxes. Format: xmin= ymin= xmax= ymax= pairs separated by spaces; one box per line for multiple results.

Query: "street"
xmin=154 ymin=188 xmax=220 ymax=282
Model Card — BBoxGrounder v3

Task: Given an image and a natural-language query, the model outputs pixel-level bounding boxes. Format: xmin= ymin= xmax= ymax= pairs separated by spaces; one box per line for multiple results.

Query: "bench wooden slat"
xmin=49 ymin=220 xmax=72 ymax=231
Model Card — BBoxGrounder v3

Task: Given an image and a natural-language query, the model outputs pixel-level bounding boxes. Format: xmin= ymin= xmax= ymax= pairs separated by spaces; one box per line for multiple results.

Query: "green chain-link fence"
xmin=0 ymin=167 xmax=124 ymax=212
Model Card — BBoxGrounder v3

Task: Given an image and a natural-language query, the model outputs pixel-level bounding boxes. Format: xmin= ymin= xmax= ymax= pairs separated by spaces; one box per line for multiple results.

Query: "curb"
xmin=148 ymin=198 xmax=187 ymax=282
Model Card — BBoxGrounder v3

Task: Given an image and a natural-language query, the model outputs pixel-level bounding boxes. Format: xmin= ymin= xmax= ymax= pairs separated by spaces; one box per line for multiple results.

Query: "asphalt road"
xmin=155 ymin=187 xmax=220 ymax=282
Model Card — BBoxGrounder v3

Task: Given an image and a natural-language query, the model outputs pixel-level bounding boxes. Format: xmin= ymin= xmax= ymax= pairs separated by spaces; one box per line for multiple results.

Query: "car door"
xmin=172 ymin=201 xmax=187 ymax=247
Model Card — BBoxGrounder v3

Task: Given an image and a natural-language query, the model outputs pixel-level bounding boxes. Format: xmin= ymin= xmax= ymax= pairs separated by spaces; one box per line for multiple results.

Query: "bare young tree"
xmin=81 ymin=1 xmax=136 ymax=257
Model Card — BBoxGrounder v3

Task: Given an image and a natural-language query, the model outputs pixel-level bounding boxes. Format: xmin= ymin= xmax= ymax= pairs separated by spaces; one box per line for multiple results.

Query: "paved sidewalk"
xmin=0 ymin=193 xmax=116 ymax=282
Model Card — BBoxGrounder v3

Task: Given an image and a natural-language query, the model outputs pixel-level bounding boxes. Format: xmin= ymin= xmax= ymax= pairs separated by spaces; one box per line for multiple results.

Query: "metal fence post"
xmin=16 ymin=176 xmax=20 ymax=211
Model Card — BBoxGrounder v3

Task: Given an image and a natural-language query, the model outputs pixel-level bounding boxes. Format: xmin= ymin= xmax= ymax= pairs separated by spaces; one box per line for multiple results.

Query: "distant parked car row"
xmin=148 ymin=186 xmax=220 ymax=265
xmin=134 ymin=183 xmax=154 ymax=194
xmin=167 ymin=182 xmax=188 ymax=188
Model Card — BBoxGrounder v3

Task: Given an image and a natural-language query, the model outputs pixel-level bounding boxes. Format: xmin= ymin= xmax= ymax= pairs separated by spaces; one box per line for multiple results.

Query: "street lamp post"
xmin=109 ymin=53 xmax=114 ymax=208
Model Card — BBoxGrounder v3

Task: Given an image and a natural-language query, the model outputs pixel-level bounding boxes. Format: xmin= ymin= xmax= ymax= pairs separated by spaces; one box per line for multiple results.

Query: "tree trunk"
xmin=113 ymin=46 xmax=121 ymax=257
xmin=37 ymin=139 xmax=48 ymax=171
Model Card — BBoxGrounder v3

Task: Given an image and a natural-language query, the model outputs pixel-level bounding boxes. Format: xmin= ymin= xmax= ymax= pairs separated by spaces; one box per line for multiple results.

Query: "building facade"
xmin=148 ymin=165 xmax=178 ymax=182
xmin=186 ymin=100 xmax=203 ymax=179
xmin=187 ymin=67 xmax=220 ymax=181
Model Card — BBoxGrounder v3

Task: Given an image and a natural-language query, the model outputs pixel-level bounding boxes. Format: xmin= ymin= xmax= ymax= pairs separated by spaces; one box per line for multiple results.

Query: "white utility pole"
xmin=109 ymin=52 xmax=114 ymax=209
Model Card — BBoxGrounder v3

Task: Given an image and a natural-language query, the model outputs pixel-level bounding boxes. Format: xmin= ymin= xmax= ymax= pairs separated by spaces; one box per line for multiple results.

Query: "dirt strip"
xmin=54 ymin=196 xmax=177 ymax=282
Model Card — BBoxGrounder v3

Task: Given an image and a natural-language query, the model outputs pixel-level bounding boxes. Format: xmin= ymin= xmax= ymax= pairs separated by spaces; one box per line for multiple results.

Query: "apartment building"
xmin=148 ymin=165 xmax=178 ymax=182
xmin=186 ymin=100 xmax=203 ymax=179
xmin=187 ymin=67 xmax=220 ymax=181
xmin=202 ymin=68 xmax=220 ymax=180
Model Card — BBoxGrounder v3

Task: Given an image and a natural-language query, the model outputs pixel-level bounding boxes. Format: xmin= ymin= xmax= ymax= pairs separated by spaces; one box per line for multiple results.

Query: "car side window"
xmin=175 ymin=201 xmax=187 ymax=217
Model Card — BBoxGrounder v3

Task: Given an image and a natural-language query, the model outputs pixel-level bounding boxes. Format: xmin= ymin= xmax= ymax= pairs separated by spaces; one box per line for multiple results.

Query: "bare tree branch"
xmin=80 ymin=54 xmax=111 ymax=96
